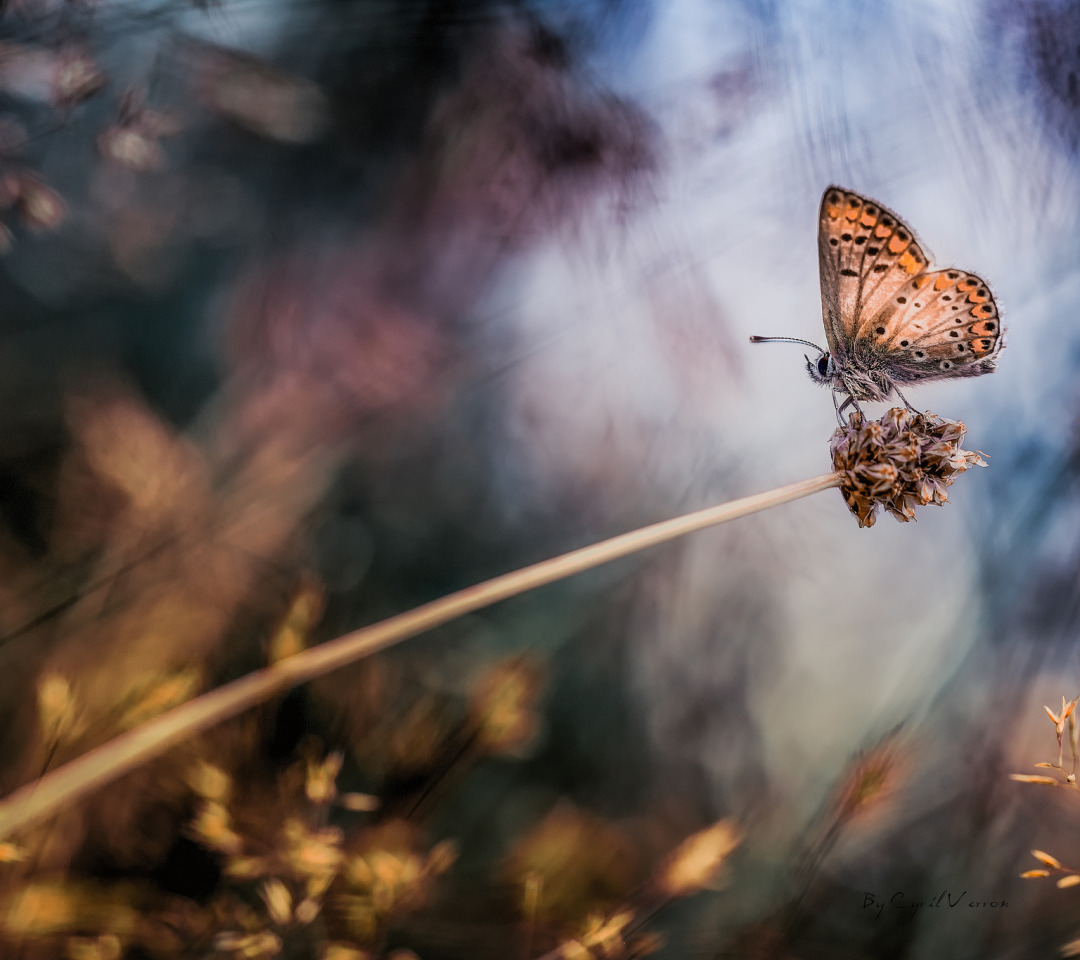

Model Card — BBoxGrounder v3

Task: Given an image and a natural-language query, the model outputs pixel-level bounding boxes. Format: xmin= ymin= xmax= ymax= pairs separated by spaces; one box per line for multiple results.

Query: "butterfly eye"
xmin=817 ymin=355 xmax=830 ymax=378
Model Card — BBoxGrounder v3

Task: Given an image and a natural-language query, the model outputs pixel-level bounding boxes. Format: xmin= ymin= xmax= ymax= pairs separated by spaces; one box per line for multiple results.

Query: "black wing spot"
xmin=981 ymin=339 xmax=992 ymax=348
xmin=830 ymin=238 xmax=839 ymax=246
xmin=941 ymin=295 xmax=951 ymax=301
xmin=952 ymin=307 xmax=961 ymax=313
xmin=855 ymin=236 xmax=866 ymax=245
xmin=897 ymin=230 xmax=909 ymax=240
xmin=978 ymin=289 xmax=987 ymax=297
xmin=873 ymin=264 xmax=888 ymax=273
xmin=985 ymin=322 xmax=996 ymax=331
xmin=899 ymin=339 xmax=910 ymax=347
xmin=866 ymin=206 xmax=877 ymax=214
xmin=841 ymin=233 xmax=852 ymax=241
xmin=840 ymin=268 xmax=858 ymax=277
xmin=940 ymin=361 xmax=953 ymax=369
xmin=914 ymin=350 xmax=925 ymax=358
xmin=949 ymin=330 xmax=959 ymax=337
xmin=867 ymin=246 xmax=880 ymax=255
xmin=829 ymin=191 xmax=842 ymax=203
xmin=875 ymin=326 xmax=886 ymax=335
xmin=948 ymin=271 xmax=959 ymax=279
xmin=897 ymin=296 xmax=907 ymax=303
xmin=955 ymin=344 xmax=966 ymax=353
xmin=881 ymin=217 xmax=893 ymax=226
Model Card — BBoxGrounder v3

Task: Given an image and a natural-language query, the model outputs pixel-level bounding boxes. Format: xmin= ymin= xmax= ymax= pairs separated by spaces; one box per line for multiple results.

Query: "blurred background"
xmin=0 ymin=0 xmax=1079 ymax=957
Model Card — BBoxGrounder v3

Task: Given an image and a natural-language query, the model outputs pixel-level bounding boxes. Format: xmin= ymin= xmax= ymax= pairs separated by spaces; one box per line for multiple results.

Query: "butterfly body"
xmin=754 ymin=186 xmax=1003 ymax=411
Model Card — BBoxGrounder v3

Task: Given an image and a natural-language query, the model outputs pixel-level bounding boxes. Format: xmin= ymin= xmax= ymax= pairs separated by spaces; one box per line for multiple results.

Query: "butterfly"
xmin=752 ymin=186 xmax=1003 ymax=419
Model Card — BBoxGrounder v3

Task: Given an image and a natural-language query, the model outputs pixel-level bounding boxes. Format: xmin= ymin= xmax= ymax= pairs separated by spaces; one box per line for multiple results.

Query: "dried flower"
xmin=470 ymin=657 xmax=543 ymax=754
xmin=38 ymin=672 xmax=76 ymax=737
xmin=190 ymin=800 xmax=243 ymax=854
xmin=653 ymin=819 xmax=740 ymax=898
xmin=98 ymin=126 xmax=165 ymax=172
xmin=214 ymin=930 xmax=282 ymax=958
xmin=119 ymin=667 xmax=201 ymax=728
xmin=1046 ymin=697 xmax=1079 ymax=738
xmin=271 ymin=581 xmax=325 ymax=663
xmin=224 ymin=856 xmax=270 ymax=879
xmin=15 ymin=174 xmax=64 ymax=230
xmin=830 ymin=407 xmax=987 ymax=528
xmin=53 ymin=46 xmax=106 ymax=105
xmin=339 ymin=792 xmax=380 ymax=813
xmin=836 ymin=739 xmax=905 ymax=820
xmin=197 ymin=45 xmax=327 ymax=143
xmin=187 ymin=760 xmax=232 ymax=802
xmin=282 ymin=819 xmax=343 ymax=893
xmin=581 ymin=911 xmax=633 ymax=954
xmin=66 ymin=934 xmax=121 ymax=960
xmin=322 ymin=945 xmax=370 ymax=960
xmin=1034 ymin=850 xmax=1063 ymax=869
xmin=506 ymin=805 xmax=638 ymax=922
xmin=1009 ymin=774 xmax=1061 ymax=785
xmin=294 ymin=897 xmax=320 ymax=924
xmin=305 ymin=751 xmax=343 ymax=805
xmin=260 ymin=878 xmax=293 ymax=925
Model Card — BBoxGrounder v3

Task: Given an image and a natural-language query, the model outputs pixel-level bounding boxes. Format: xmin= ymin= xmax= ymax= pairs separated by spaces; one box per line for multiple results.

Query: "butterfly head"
xmin=750 ymin=335 xmax=840 ymax=388
xmin=806 ymin=351 xmax=836 ymax=386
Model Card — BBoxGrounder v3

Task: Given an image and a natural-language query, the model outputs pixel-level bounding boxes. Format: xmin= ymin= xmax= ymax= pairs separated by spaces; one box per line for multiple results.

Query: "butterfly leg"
xmin=892 ymin=385 xmax=922 ymax=416
xmin=834 ymin=392 xmax=859 ymax=425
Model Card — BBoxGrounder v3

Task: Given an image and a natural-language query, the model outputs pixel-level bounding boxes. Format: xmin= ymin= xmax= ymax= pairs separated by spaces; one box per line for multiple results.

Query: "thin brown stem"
xmin=0 ymin=472 xmax=840 ymax=840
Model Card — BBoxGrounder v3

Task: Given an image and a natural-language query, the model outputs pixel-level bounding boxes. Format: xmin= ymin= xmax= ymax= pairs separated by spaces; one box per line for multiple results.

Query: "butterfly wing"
xmin=863 ymin=268 xmax=1003 ymax=383
xmin=817 ymin=186 xmax=931 ymax=364
xmin=818 ymin=185 xmax=1003 ymax=387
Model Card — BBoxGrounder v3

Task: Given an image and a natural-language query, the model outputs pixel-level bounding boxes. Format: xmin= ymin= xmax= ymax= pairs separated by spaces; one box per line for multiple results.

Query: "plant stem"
xmin=0 ymin=472 xmax=840 ymax=839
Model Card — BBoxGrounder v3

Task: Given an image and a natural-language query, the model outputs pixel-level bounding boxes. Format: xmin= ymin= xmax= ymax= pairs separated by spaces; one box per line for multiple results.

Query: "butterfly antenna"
xmin=749 ymin=336 xmax=825 ymax=353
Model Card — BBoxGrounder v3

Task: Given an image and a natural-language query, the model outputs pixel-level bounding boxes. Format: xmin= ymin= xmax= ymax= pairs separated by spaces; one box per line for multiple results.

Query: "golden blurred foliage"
xmin=506 ymin=804 xmax=640 ymax=924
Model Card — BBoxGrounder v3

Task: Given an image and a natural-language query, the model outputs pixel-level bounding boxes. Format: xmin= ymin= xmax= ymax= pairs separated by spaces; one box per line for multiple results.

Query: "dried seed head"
xmin=831 ymin=408 xmax=988 ymax=528
xmin=835 ymin=737 xmax=906 ymax=822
